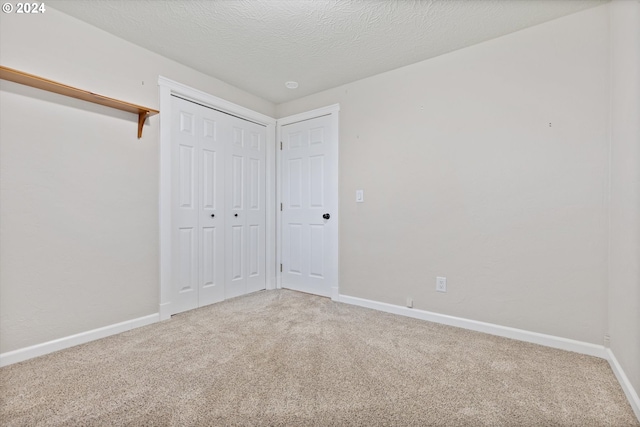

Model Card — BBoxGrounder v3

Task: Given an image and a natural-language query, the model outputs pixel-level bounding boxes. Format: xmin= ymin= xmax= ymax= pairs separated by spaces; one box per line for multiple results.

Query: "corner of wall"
xmin=607 ymin=0 xmax=640 ymax=421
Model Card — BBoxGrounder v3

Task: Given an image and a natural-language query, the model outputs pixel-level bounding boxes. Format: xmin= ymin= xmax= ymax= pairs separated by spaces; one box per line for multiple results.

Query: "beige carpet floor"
xmin=1 ymin=289 xmax=638 ymax=426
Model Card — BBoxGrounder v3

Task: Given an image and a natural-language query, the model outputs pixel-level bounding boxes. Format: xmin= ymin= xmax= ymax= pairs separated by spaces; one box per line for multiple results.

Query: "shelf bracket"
xmin=138 ymin=111 xmax=149 ymax=139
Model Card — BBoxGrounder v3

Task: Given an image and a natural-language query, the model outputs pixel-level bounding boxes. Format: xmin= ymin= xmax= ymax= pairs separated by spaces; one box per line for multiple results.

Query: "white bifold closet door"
xmin=171 ymin=96 xmax=266 ymax=315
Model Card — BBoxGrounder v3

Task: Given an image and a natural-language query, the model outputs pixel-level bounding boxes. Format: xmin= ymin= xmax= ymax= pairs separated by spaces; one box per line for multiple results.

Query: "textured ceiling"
xmin=48 ymin=0 xmax=607 ymax=104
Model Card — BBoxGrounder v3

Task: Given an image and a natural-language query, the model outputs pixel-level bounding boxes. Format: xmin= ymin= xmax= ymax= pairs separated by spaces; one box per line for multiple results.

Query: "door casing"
xmin=158 ymin=77 xmax=276 ymax=320
xmin=276 ymin=105 xmax=340 ymax=300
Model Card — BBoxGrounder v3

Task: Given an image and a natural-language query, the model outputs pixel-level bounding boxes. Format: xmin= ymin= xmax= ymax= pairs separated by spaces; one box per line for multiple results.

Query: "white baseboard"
xmin=266 ymin=277 xmax=277 ymax=291
xmin=331 ymin=286 xmax=340 ymax=301
xmin=607 ymin=349 xmax=640 ymax=421
xmin=159 ymin=302 xmax=172 ymax=321
xmin=337 ymin=294 xmax=608 ymax=359
xmin=0 ymin=313 xmax=159 ymax=367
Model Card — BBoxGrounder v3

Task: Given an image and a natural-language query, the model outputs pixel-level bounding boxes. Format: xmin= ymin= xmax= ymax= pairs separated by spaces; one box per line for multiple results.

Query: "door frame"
xmin=276 ymin=104 xmax=340 ymax=300
xmin=158 ymin=76 xmax=277 ymax=320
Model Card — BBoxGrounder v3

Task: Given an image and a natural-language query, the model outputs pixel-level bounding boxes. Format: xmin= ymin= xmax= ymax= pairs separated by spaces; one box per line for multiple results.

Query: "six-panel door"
xmin=281 ymin=114 xmax=336 ymax=297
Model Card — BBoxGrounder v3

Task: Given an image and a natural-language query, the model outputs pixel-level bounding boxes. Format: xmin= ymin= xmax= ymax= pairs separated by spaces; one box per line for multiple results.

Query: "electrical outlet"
xmin=406 ymin=297 xmax=413 ymax=308
xmin=436 ymin=277 xmax=447 ymax=293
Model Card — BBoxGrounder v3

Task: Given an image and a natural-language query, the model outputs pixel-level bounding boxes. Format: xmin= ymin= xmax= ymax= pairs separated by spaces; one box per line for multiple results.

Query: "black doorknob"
xmin=323 ymin=213 xmax=330 ymax=220
xmin=210 ymin=214 xmax=215 ymax=218
xmin=234 ymin=213 xmax=238 ymax=217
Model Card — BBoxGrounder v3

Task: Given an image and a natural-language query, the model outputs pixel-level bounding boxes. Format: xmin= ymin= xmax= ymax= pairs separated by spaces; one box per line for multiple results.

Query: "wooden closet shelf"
xmin=0 ymin=65 xmax=159 ymax=138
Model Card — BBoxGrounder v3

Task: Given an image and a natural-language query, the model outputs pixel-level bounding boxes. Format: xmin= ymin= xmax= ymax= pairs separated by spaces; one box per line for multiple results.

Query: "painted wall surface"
xmin=609 ymin=0 xmax=640 ymax=401
xmin=277 ymin=6 xmax=610 ymax=344
xmin=0 ymin=8 xmax=275 ymax=353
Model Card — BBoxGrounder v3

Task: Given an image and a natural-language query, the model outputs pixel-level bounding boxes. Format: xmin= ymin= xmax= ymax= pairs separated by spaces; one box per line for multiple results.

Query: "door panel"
xmin=225 ymin=124 xmax=246 ymax=299
xmin=178 ymin=146 xmax=194 ymax=208
xmin=243 ymin=123 xmax=267 ymax=294
xmin=201 ymin=150 xmax=217 ymax=209
xmin=281 ymin=114 xmax=336 ymax=297
xmin=197 ymin=101 xmax=226 ymax=307
xmin=309 ymin=155 xmax=324 ymax=207
xmin=309 ymin=224 xmax=324 ymax=278
xmin=172 ymin=100 xmax=200 ymax=313
xmin=201 ymin=227 xmax=217 ymax=288
xmin=249 ymin=158 xmax=260 ymax=210
xmin=178 ymin=228 xmax=197 ymax=292
xmin=225 ymin=118 xmax=267 ymax=298
xmin=231 ymin=226 xmax=243 ymax=279
xmin=231 ymin=155 xmax=243 ymax=209
xmin=288 ymin=158 xmax=303 ymax=207
xmin=249 ymin=225 xmax=260 ymax=277
xmin=288 ymin=223 xmax=302 ymax=274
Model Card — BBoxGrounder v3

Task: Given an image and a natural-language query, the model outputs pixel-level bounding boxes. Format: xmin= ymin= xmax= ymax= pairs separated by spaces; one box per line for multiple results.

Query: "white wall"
xmin=0 ymin=7 xmax=275 ymax=353
xmin=277 ymin=6 xmax=611 ymax=345
xmin=609 ymin=0 xmax=640 ymax=404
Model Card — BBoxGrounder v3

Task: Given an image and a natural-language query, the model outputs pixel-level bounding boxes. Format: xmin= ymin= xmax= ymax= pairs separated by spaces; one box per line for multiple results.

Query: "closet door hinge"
xmin=280 ymin=141 xmax=283 ymax=150
xmin=280 ymin=203 xmax=283 ymax=211
xmin=280 ymin=264 xmax=283 ymax=272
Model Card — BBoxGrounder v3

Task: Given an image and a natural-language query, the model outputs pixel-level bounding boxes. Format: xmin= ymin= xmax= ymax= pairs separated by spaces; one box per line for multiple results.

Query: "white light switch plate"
xmin=356 ymin=190 xmax=364 ymax=203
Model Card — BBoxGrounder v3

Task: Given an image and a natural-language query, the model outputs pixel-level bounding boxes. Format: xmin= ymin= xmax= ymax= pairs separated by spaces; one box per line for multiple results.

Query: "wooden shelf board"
xmin=0 ymin=65 xmax=158 ymax=138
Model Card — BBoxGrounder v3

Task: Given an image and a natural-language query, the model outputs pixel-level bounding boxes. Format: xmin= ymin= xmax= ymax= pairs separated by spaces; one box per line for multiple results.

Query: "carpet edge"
xmin=336 ymin=294 xmax=607 ymax=358
xmin=0 ymin=313 xmax=160 ymax=367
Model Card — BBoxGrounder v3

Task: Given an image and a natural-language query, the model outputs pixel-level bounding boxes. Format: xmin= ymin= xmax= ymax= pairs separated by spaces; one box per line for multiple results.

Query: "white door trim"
xmin=276 ymin=104 xmax=340 ymax=300
xmin=158 ymin=76 xmax=277 ymax=320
